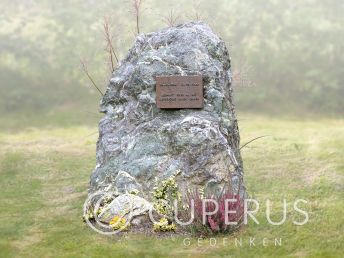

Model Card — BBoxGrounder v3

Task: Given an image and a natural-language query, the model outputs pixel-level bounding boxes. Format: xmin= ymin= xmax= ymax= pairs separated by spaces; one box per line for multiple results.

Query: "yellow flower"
xmin=153 ymin=218 xmax=176 ymax=232
xmin=109 ymin=215 xmax=128 ymax=231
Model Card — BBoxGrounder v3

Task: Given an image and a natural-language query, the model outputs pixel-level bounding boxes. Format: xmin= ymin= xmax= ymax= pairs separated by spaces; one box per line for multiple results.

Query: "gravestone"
xmin=89 ymin=22 xmax=245 ymax=207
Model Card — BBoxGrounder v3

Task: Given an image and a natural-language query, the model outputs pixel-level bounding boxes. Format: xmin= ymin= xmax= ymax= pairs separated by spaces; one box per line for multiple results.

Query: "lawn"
xmin=0 ymin=114 xmax=343 ymax=257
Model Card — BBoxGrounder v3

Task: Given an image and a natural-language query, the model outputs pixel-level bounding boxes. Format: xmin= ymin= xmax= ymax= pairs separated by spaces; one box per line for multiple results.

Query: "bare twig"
xmin=84 ymin=131 xmax=100 ymax=139
xmin=194 ymin=12 xmax=202 ymax=21
xmin=103 ymin=16 xmax=119 ymax=72
xmin=133 ymin=0 xmax=144 ymax=35
xmin=80 ymin=59 xmax=104 ymax=96
xmin=193 ymin=0 xmax=203 ymax=21
xmin=239 ymin=135 xmax=269 ymax=150
xmin=163 ymin=10 xmax=180 ymax=27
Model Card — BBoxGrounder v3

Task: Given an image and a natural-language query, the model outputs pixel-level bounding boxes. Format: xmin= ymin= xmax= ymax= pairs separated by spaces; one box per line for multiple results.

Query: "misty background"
xmin=1 ymin=0 xmax=343 ymax=130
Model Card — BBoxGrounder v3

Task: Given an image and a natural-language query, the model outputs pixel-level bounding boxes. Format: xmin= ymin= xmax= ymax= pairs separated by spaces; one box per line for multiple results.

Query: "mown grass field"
xmin=0 ymin=114 xmax=343 ymax=258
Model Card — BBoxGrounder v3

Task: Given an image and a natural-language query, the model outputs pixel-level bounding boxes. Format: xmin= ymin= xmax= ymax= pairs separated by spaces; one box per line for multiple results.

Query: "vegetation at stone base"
xmin=109 ymin=216 xmax=128 ymax=231
xmin=1 ymin=0 xmax=343 ymax=124
xmin=83 ymin=172 xmax=243 ymax=235
xmin=152 ymin=173 xmax=181 ymax=218
xmin=153 ymin=218 xmax=176 ymax=232
xmin=82 ymin=193 xmax=114 ymax=224
xmin=82 ymin=172 xmax=182 ymax=234
xmin=178 ymin=187 xmax=244 ymax=236
xmin=151 ymin=173 xmax=181 ymax=232
xmin=0 ymin=114 xmax=343 ymax=257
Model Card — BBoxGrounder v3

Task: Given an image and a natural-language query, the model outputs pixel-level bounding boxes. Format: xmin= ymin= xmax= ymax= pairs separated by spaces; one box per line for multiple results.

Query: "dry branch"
xmin=80 ymin=59 xmax=104 ymax=96
xmin=239 ymin=135 xmax=269 ymax=150
xmin=163 ymin=10 xmax=180 ymax=27
xmin=103 ymin=16 xmax=119 ymax=73
xmin=133 ymin=0 xmax=144 ymax=34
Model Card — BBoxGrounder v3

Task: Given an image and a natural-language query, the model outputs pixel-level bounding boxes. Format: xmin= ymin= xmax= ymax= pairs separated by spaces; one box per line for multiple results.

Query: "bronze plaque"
xmin=156 ymin=75 xmax=203 ymax=109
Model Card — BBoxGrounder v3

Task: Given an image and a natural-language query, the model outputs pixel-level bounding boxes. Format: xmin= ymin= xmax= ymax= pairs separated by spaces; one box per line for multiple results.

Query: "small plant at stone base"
xmin=82 ymin=194 xmax=115 ymax=223
xmin=109 ymin=215 xmax=129 ymax=231
xmin=178 ymin=186 xmax=244 ymax=236
xmin=152 ymin=172 xmax=181 ymax=217
xmin=82 ymin=208 xmax=95 ymax=223
xmin=153 ymin=217 xmax=176 ymax=232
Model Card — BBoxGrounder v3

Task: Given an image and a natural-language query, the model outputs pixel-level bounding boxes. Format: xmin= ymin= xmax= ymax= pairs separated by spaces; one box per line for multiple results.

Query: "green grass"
xmin=0 ymin=114 xmax=343 ymax=257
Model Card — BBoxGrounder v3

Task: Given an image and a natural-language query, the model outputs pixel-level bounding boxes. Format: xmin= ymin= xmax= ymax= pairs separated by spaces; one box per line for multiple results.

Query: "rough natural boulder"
xmin=99 ymin=194 xmax=153 ymax=224
xmin=89 ymin=22 xmax=245 ymax=201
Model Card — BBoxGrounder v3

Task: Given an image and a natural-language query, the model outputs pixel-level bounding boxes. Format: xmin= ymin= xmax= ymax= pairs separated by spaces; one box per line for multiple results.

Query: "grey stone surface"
xmin=99 ymin=194 xmax=153 ymax=223
xmin=89 ymin=22 xmax=245 ymax=200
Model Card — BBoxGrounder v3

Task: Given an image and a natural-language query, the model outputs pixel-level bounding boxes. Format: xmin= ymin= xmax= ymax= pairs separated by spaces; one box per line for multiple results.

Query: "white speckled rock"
xmin=99 ymin=194 xmax=153 ymax=223
xmin=89 ymin=22 xmax=246 ymax=200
